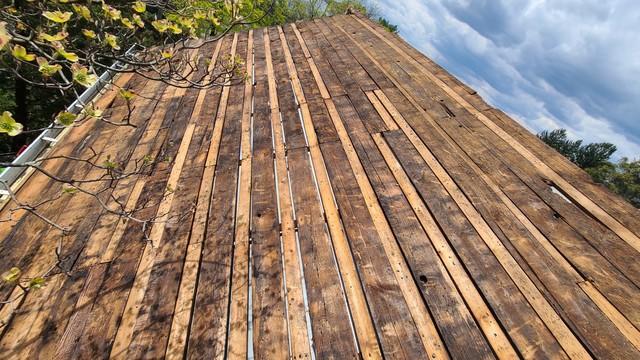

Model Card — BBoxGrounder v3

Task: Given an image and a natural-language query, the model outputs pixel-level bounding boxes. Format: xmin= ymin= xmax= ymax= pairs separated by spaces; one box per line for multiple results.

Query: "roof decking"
xmin=1 ymin=14 xmax=640 ymax=359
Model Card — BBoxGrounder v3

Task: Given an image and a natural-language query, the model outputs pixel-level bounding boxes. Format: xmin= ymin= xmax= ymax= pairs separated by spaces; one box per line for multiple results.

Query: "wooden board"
xmin=1 ymin=15 xmax=638 ymax=360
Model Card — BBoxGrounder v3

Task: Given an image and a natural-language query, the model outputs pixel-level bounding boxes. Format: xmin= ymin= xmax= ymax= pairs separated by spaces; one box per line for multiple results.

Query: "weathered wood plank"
xmin=329 ymin=17 xmax=592 ymax=359
xmin=286 ymin=148 xmax=358 ymax=358
xmin=0 ymin=73 xmax=146 ymax=305
xmin=165 ymin=37 xmax=230 ymax=359
xmin=441 ymin=104 xmax=640 ymax=323
xmin=384 ymin=129 xmax=587 ymax=359
xmin=266 ymin=27 xmax=313 ymax=358
xmin=335 ymin=15 xmax=640 ymax=357
xmin=279 ymin=26 xmax=358 ymax=359
xmin=123 ymin=39 xmax=231 ymax=359
xmin=0 ymin=273 xmax=65 ymax=358
xmin=295 ymin=24 xmax=436 ymax=359
xmin=285 ymin=23 xmax=382 ymax=359
xmin=269 ymin=27 xmax=307 ymax=150
xmin=62 ymin=44 xmax=211 ymax=358
xmin=360 ymin=13 xmax=640 ymax=236
xmin=302 ymin=20 xmax=388 ymax=135
xmin=0 ymin=72 xmax=133 ymax=233
xmin=247 ymin=28 xmax=288 ymax=359
xmin=283 ymin=25 xmax=338 ymax=144
xmin=372 ymin=133 xmax=522 ymax=359
xmin=351 ymin=14 xmax=640 ymax=253
xmin=310 ymin=18 xmax=494 ymax=359
xmin=226 ymin=29 xmax=254 ymax=360
xmin=187 ymin=33 xmax=243 ymax=359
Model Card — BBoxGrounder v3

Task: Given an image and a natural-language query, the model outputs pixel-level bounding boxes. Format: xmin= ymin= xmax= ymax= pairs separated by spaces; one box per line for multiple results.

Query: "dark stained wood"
xmin=362 ymin=13 xmax=640 ymax=237
xmin=187 ymin=34 xmax=243 ymax=359
xmin=318 ymin=140 xmax=429 ymax=359
xmin=334 ymin=14 xmax=640 ymax=357
xmin=301 ymin=20 xmax=388 ymax=134
xmin=126 ymin=40 xmax=227 ymax=359
xmin=385 ymin=128 xmax=573 ymax=359
xmin=286 ymin=148 xmax=358 ymax=358
xmin=329 ymin=98 xmax=494 ymax=359
xmin=249 ymin=28 xmax=288 ymax=358
xmin=281 ymin=25 xmax=339 ymax=144
xmin=269 ymin=27 xmax=307 ymax=150
xmin=1 ymin=15 xmax=639 ymax=360
xmin=0 ymin=74 xmax=149 ymax=304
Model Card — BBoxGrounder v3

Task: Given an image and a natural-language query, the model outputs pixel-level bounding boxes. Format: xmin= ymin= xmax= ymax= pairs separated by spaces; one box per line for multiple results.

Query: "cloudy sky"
xmin=374 ymin=0 xmax=640 ymax=159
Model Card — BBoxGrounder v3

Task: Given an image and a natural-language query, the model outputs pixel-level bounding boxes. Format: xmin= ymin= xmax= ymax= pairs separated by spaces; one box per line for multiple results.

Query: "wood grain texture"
xmin=1 ymin=16 xmax=638 ymax=360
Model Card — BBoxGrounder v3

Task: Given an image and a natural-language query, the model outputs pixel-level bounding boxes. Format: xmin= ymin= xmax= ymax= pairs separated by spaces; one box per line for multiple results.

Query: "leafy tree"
xmin=277 ymin=0 xmax=397 ymax=32
xmin=585 ymin=158 xmax=640 ymax=208
xmin=377 ymin=16 xmax=397 ymax=33
xmin=0 ymin=0 xmax=267 ymax=303
xmin=0 ymin=0 xmax=268 ymax=151
xmin=537 ymin=129 xmax=616 ymax=169
xmin=0 ymin=0 xmax=398 ymax=305
xmin=538 ymin=128 xmax=638 ymax=208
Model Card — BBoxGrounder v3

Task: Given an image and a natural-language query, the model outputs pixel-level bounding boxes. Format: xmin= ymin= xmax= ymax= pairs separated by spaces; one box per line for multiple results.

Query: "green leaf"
xmin=161 ymin=50 xmax=173 ymax=59
xmin=102 ymin=4 xmax=121 ymax=21
xmin=208 ymin=14 xmax=220 ymax=26
xmin=82 ymin=104 xmax=103 ymax=118
xmin=12 ymin=44 xmax=35 ymax=62
xmin=168 ymin=22 xmax=182 ymax=34
xmin=121 ymin=18 xmax=135 ymax=30
xmin=104 ymin=33 xmax=120 ymax=50
xmin=56 ymin=47 xmax=79 ymax=62
xmin=152 ymin=19 xmax=169 ymax=33
xmin=72 ymin=4 xmax=92 ymax=21
xmin=0 ymin=111 xmax=23 ymax=136
xmin=37 ymin=57 xmax=62 ymax=77
xmin=103 ymin=156 xmax=118 ymax=170
xmin=177 ymin=17 xmax=194 ymax=29
xmin=82 ymin=29 xmax=96 ymax=39
xmin=62 ymin=184 xmax=78 ymax=194
xmin=71 ymin=63 xmax=97 ymax=87
xmin=132 ymin=1 xmax=146 ymax=13
xmin=132 ymin=14 xmax=144 ymax=28
xmin=2 ymin=267 xmax=21 ymax=282
xmin=43 ymin=10 xmax=73 ymax=23
xmin=0 ymin=22 xmax=11 ymax=51
xmin=55 ymin=111 xmax=77 ymax=126
xmin=118 ymin=89 xmax=136 ymax=102
xmin=28 ymin=277 xmax=46 ymax=290
xmin=38 ymin=31 xmax=68 ymax=42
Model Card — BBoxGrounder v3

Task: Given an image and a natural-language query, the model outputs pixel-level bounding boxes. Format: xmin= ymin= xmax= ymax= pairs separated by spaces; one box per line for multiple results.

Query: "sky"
xmin=374 ymin=0 xmax=640 ymax=159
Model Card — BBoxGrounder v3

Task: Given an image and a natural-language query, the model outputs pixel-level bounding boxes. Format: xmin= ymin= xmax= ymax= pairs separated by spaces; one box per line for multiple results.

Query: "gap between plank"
xmin=162 ymin=35 xmax=236 ymax=359
xmin=351 ymin=14 xmax=640 ymax=254
xmin=295 ymin=21 xmax=448 ymax=359
xmin=284 ymin=24 xmax=383 ymax=360
xmin=331 ymin=20 xmax=590 ymax=359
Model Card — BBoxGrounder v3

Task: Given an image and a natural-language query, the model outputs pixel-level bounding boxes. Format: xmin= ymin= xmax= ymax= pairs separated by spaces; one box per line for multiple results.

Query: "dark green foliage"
xmin=0 ymin=0 xmax=394 ymax=158
xmin=377 ymin=17 xmax=397 ymax=33
xmin=537 ymin=129 xmax=616 ymax=168
xmin=585 ymin=159 xmax=640 ymax=208
xmin=538 ymin=128 xmax=638 ymax=208
xmin=0 ymin=72 xmax=72 ymax=160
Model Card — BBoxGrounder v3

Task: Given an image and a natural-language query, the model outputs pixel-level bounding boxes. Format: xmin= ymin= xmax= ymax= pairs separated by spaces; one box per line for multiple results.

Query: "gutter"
xmin=0 ymin=44 xmax=138 ymax=198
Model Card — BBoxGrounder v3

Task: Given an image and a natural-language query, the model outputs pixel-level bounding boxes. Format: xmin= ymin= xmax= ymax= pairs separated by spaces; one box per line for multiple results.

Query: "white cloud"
xmin=374 ymin=0 xmax=640 ymax=159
